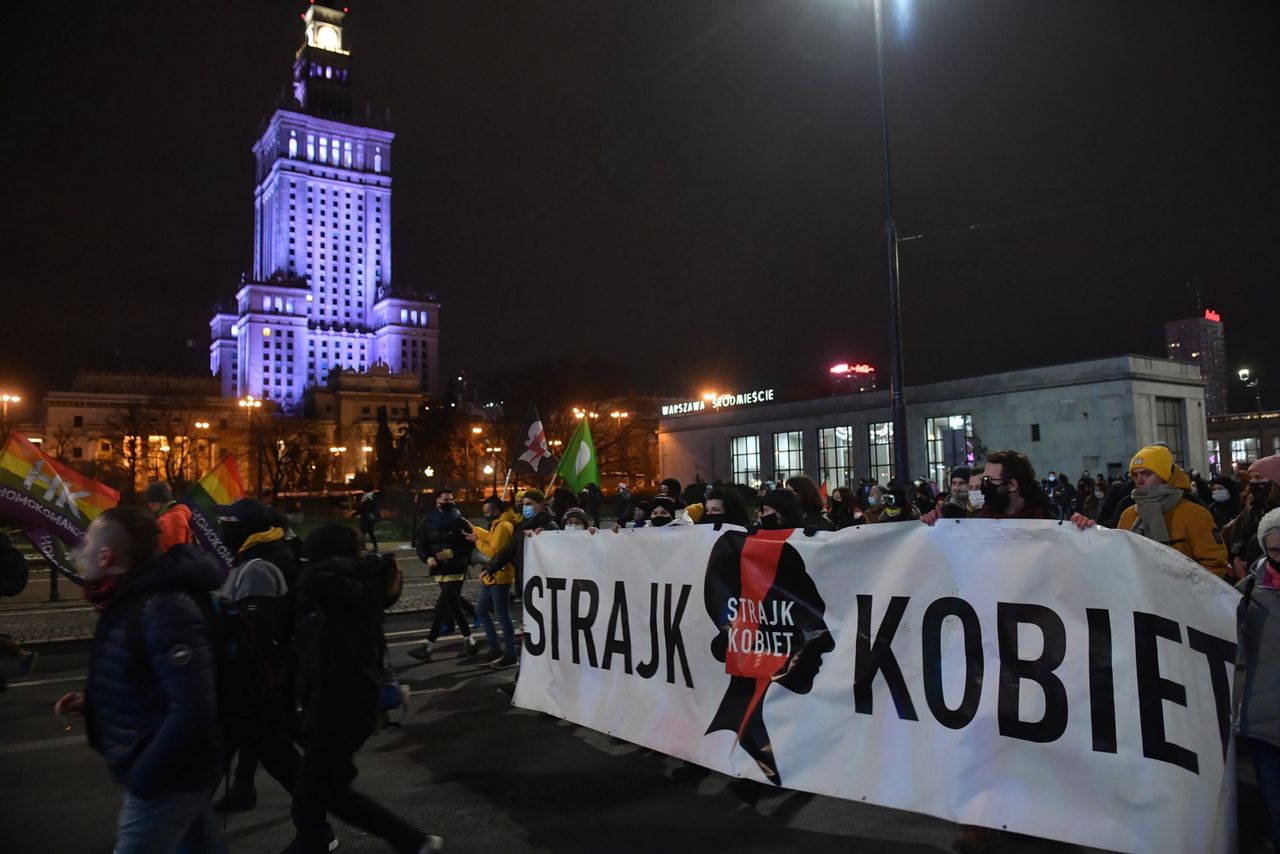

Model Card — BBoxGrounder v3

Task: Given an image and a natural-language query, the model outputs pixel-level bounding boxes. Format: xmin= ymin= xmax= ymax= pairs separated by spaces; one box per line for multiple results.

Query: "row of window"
xmin=287 ymin=131 xmax=382 ymax=173
xmin=1207 ymin=437 xmax=1280 ymax=471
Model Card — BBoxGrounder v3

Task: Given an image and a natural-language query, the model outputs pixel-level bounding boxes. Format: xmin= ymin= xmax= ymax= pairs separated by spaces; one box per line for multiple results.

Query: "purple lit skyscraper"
xmin=210 ymin=3 xmax=439 ymax=408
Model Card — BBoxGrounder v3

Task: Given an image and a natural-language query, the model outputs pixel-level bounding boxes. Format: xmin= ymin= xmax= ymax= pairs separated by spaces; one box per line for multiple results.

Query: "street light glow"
xmin=1239 ymin=369 xmax=1251 ymax=382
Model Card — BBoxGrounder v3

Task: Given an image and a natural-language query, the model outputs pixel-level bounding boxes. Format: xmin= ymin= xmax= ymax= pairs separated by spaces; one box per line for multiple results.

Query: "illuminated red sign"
xmin=830 ymin=363 xmax=876 ymax=375
xmin=1204 ymin=309 xmax=1221 ymax=322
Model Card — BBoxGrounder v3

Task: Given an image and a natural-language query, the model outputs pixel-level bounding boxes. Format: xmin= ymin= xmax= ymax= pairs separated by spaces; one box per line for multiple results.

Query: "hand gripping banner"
xmin=513 ymin=521 xmax=1240 ymax=854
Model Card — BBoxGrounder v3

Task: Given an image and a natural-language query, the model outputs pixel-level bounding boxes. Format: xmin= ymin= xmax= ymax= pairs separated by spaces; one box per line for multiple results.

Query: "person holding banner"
xmin=1238 ymin=507 xmax=1280 ymax=850
xmin=463 ymin=495 xmax=521 ymax=668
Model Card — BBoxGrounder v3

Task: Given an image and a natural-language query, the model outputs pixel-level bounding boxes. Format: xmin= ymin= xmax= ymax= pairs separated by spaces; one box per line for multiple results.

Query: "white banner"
xmin=512 ymin=521 xmax=1241 ymax=854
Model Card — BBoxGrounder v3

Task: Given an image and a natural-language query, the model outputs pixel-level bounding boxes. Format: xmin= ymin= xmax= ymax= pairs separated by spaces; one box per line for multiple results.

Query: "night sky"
xmin=4 ymin=1 xmax=1278 ymax=411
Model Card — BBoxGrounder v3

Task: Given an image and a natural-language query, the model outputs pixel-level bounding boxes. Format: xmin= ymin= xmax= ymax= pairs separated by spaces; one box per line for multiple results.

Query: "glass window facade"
xmin=817 ymin=426 xmax=855 ymax=491
xmin=868 ymin=421 xmax=894 ymax=485
xmin=1154 ymin=398 xmax=1186 ymax=466
xmin=773 ymin=431 xmax=804 ymax=482
xmin=925 ymin=414 xmax=975 ymax=485
xmin=1231 ymin=437 xmax=1261 ymax=469
xmin=731 ymin=435 xmax=761 ymax=486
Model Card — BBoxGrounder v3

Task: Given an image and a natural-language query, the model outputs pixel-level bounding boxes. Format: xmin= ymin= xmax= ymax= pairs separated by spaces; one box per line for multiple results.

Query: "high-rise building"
xmin=1164 ymin=309 xmax=1227 ymax=415
xmin=210 ymin=3 xmax=439 ymax=410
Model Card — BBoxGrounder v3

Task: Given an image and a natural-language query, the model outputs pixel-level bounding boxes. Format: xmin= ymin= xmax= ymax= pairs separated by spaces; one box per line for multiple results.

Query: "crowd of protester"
xmin=1 ymin=436 xmax=1277 ymax=852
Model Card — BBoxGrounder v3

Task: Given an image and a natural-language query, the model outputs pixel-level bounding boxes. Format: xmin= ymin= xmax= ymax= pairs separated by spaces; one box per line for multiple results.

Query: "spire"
xmin=291 ymin=2 xmax=352 ymax=118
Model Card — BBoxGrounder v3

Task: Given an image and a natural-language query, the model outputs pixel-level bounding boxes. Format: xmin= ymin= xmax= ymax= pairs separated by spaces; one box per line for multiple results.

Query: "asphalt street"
xmin=0 ymin=605 xmax=1127 ymax=854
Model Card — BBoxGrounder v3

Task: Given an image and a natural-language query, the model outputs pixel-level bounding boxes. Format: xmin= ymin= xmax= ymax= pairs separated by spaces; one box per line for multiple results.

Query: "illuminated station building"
xmin=658 ymin=356 xmax=1214 ymax=489
xmin=210 ymin=2 xmax=440 ymax=411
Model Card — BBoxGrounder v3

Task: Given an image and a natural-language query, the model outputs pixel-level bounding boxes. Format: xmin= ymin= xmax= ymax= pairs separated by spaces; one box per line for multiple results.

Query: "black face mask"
xmin=1252 ymin=482 xmax=1273 ymax=502
xmin=759 ymin=514 xmax=781 ymax=530
xmin=980 ymin=481 xmax=1009 ymax=515
xmin=440 ymin=502 xmax=455 ymax=514
xmin=650 ymin=516 xmax=672 ymax=527
xmin=697 ymin=513 xmax=723 ymax=525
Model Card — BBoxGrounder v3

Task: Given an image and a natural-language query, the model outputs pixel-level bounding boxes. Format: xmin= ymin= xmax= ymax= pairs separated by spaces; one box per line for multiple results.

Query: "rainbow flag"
xmin=0 ymin=430 xmax=119 ymax=545
xmin=181 ymin=453 xmax=244 ymax=570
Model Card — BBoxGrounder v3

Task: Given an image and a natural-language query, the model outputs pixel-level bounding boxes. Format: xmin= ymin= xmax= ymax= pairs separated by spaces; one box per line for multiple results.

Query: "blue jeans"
xmin=116 ymin=789 xmax=226 ymax=854
xmin=476 ymin=582 xmax=514 ymax=656
xmin=1249 ymin=737 xmax=1280 ymax=849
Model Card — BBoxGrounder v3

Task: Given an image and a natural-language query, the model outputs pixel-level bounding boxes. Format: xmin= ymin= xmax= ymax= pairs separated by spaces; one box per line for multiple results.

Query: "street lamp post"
xmin=1239 ymin=369 xmax=1263 ymax=415
xmin=485 ymin=445 xmax=502 ymax=495
xmin=1 ymin=393 xmax=21 ymax=437
xmin=873 ymin=0 xmax=910 ymax=482
xmin=238 ymin=395 xmax=264 ymax=496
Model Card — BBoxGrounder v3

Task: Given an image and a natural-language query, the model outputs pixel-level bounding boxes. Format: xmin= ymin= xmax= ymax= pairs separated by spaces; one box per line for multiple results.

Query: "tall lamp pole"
xmin=1239 ymin=369 xmax=1263 ymax=416
xmin=874 ymin=0 xmax=910 ymax=482
xmin=1 ymin=393 xmax=20 ymax=438
xmin=239 ymin=395 xmax=263 ymax=496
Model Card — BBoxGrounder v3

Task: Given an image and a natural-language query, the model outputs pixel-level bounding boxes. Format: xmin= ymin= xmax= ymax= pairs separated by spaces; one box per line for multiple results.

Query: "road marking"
xmin=0 ymin=735 xmax=87 ymax=755
xmin=7 ymin=675 xmax=87 ymax=688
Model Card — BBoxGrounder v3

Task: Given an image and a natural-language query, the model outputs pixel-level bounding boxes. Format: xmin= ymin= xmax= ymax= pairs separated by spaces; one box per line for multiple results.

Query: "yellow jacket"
xmin=472 ymin=508 xmax=519 ymax=586
xmin=1118 ymin=469 xmax=1227 ymax=576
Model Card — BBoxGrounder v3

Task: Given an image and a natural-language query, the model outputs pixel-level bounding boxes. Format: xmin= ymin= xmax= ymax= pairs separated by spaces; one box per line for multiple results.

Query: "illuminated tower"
xmin=1165 ymin=309 xmax=1227 ymax=415
xmin=211 ymin=3 xmax=440 ymax=407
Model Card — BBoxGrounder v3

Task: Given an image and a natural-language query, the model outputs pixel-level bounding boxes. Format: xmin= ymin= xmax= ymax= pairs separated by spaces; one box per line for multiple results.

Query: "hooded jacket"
xmin=155 ymin=501 xmax=195 ymax=554
xmin=1117 ymin=467 xmax=1228 ymax=576
xmin=293 ymin=554 xmax=390 ymax=746
xmin=471 ymin=507 xmax=521 ymax=586
xmin=487 ymin=507 xmax=559 ymax=581
xmin=1238 ymin=556 xmax=1280 ymax=748
xmin=85 ymin=544 xmax=224 ymax=797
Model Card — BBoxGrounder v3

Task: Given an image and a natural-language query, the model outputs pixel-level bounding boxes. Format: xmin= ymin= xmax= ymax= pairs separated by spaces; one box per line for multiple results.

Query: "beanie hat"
xmin=1249 ymin=455 xmax=1280 ymax=485
xmin=144 ymin=482 xmax=173 ymax=504
xmin=650 ymin=496 xmax=677 ymax=515
xmin=949 ymin=466 xmax=972 ymax=484
xmin=1129 ymin=445 xmax=1174 ymax=481
xmin=760 ymin=489 xmax=800 ymax=515
xmin=562 ymin=508 xmax=590 ymax=526
xmin=523 ymin=488 xmax=546 ymax=504
xmin=218 ymin=498 xmax=273 ymax=532
xmin=1259 ymin=507 xmax=1280 ymax=552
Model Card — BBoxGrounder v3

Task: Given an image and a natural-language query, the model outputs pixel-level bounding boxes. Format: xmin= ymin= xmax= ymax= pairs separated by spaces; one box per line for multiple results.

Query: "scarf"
xmin=82 ymin=574 xmax=125 ymax=611
xmin=1130 ymin=485 xmax=1185 ymax=545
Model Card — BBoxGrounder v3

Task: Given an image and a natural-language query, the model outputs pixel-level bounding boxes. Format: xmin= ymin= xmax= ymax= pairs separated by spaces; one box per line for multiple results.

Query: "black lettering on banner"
xmin=1086 ymin=608 xmax=1117 ymax=754
xmin=1187 ymin=627 xmax=1237 ymax=761
xmin=996 ymin=602 xmax=1068 ymax=743
xmin=524 ymin=576 xmax=546 ymax=656
xmin=570 ymin=580 xmax=600 ymax=667
xmin=546 ymin=577 xmax=567 ymax=662
xmin=853 ymin=595 xmax=918 ymax=720
xmin=1134 ymin=612 xmax=1198 ymax=774
xmin=602 ymin=581 xmax=633 ymax=674
xmin=664 ymin=584 xmax=694 ymax=688
xmin=921 ymin=597 xmax=984 ymax=729
xmin=637 ymin=583 xmax=660 ymax=679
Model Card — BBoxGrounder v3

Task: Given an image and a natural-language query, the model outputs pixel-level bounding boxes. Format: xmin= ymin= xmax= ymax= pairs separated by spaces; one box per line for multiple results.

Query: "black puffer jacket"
xmin=293 ymin=554 xmax=388 ymax=746
xmin=85 ymin=545 xmax=224 ymax=797
xmin=416 ymin=509 xmax=471 ymax=576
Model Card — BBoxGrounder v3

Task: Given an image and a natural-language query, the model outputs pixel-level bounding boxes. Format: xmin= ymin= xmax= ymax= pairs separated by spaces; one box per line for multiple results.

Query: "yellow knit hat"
xmin=1129 ymin=445 xmax=1173 ymax=481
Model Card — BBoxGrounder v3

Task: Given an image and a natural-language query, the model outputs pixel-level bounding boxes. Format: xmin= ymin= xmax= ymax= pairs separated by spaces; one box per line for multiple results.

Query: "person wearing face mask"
xmin=928 ymin=466 xmax=978 ymax=522
xmin=974 ymin=450 xmax=1050 ymax=521
xmin=482 ymin=488 xmax=559 ymax=597
xmin=463 ymin=496 xmax=521 ymax=668
xmin=828 ymin=486 xmax=864 ymax=529
xmin=1208 ymin=474 xmax=1242 ymax=530
xmin=409 ymin=489 xmax=479 ymax=663
xmin=873 ymin=482 xmax=920 ymax=523
xmin=624 ymin=500 xmax=651 ymax=528
xmin=1072 ymin=445 xmax=1227 ymax=576
xmin=1235 ymin=508 xmax=1280 ymax=850
xmin=967 ymin=470 xmax=986 ymax=513
xmin=1228 ymin=456 xmax=1280 ymax=578
xmin=862 ymin=484 xmax=887 ymax=523
xmin=757 ymin=489 xmax=805 ymax=530
xmin=561 ymin=508 xmax=594 ymax=531
xmin=646 ymin=496 xmax=679 ymax=527
xmin=697 ymin=487 xmax=753 ymax=528
xmin=786 ymin=476 xmax=835 ymax=530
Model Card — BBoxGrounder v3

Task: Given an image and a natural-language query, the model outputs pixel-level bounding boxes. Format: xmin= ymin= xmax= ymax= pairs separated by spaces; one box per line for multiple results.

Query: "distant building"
xmin=1207 ymin=410 xmax=1280 ymax=473
xmin=210 ymin=2 xmax=439 ymax=410
xmin=1165 ymin=309 xmax=1227 ymax=416
xmin=658 ymin=355 xmax=1210 ymax=488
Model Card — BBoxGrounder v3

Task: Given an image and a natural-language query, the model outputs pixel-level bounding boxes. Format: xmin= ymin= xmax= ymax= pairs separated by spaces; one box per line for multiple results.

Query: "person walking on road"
xmin=463 ymin=495 xmax=520 ymax=668
xmin=290 ymin=524 xmax=443 ymax=854
xmin=409 ymin=489 xmax=478 ymax=663
xmin=144 ymin=481 xmax=195 ymax=553
xmin=55 ymin=507 xmax=226 ymax=853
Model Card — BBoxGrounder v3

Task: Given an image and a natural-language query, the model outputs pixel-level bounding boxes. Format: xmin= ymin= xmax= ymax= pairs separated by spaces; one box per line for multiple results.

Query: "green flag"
xmin=555 ymin=417 xmax=601 ymax=494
